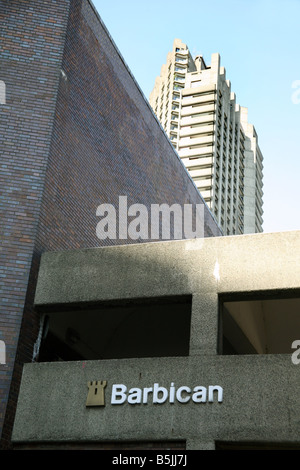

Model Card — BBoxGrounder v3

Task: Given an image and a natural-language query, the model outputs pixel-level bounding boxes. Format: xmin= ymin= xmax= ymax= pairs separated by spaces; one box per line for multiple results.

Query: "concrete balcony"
xmin=182 ymin=84 xmax=216 ymax=97
xmin=11 ymin=231 xmax=300 ymax=449
xmin=188 ymin=168 xmax=212 ymax=180
xmin=180 ymin=114 xmax=215 ymax=127
xmin=178 ymin=146 xmax=214 ymax=158
xmin=178 ymin=134 xmax=214 ymax=149
xmin=192 ymin=176 xmax=212 ymax=188
xmin=198 ymin=188 xmax=212 ymax=200
xmin=11 ymin=352 xmax=300 ymax=449
xmin=174 ymin=66 xmax=187 ymax=74
xmin=181 ymin=94 xmax=216 ymax=107
xmin=174 ymin=75 xmax=185 ymax=84
xmin=175 ymin=58 xmax=188 ymax=66
xmin=179 ymin=124 xmax=215 ymax=138
xmin=181 ymin=156 xmax=213 ymax=168
xmin=180 ymin=103 xmax=216 ymax=117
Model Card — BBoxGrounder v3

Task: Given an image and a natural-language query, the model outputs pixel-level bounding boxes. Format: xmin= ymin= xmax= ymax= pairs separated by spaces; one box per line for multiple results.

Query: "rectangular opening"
xmin=13 ymin=440 xmax=186 ymax=450
xmin=216 ymin=441 xmax=300 ymax=450
xmin=38 ymin=296 xmax=192 ymax=362
xmin=218 ymin=291 xmax=300 ymax=355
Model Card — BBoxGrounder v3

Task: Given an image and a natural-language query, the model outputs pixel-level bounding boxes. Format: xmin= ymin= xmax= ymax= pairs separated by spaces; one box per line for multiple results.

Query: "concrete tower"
xmin=149 ymin=39 xmax=264 ymax=235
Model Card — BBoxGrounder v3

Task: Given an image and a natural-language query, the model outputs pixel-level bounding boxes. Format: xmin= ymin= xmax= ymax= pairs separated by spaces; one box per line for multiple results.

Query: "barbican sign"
xmin=86 ymin=381 xmax=223 ymax=407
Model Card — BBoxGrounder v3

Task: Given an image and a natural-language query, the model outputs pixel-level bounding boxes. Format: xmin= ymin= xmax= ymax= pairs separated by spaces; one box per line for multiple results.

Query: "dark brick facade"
xmin=0 ymin=0 xmax=221 ymax=449
xmin=0 ymin=0 xmax=71 ymax=448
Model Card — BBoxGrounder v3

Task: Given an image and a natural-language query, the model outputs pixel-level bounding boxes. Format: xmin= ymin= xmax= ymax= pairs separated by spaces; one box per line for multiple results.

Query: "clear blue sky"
xmin=93 ymin=0 xmax=300 ymax=233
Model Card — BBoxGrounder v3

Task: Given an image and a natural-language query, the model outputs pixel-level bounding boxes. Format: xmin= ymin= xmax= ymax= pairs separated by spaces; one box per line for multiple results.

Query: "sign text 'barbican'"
xmin=86 ymin=381 xmax=223 ymax=407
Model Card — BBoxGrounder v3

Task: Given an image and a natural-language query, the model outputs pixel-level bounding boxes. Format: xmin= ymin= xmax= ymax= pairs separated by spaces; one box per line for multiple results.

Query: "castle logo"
xmin=86 ymin=380 xmax=107 ymax=407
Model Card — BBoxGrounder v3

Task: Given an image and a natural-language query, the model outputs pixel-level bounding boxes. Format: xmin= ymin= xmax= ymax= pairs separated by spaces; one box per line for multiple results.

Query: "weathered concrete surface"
xmin=12 ymin=355 xmax=300 ymax=449
xmin=34 ymin=230 xmax=300 ymax=356
xmin=12 ymin=231 xmax=300 ymax=448
xmin=34 ymin=231 xmax=300 ymax=306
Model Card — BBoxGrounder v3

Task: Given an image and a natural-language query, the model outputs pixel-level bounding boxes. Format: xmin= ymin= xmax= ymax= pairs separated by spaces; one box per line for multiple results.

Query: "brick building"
xmin=0 ymin=0 xmax=221 ymax=449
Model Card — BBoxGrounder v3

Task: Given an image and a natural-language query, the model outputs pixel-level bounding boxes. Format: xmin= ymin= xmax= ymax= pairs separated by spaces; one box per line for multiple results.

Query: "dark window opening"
xmin=216 ymin=441 xmax=300 ymax=450
xmin=38 ymin=296 xmax=192 ymax=362
xmin=218 ymin=291 xmax=300 ymax=355
xmin=13 ymin=440 xmax=186 ymax=451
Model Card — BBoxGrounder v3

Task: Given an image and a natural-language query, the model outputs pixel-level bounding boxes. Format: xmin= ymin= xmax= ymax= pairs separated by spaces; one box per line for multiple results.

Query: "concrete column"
xmin=189 ymin=292 xmax=219 ymax=356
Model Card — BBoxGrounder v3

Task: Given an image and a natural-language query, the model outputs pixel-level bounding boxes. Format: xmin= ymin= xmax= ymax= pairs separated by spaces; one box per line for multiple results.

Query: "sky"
xmin=92 ymin=0 xmax=300 ymax=234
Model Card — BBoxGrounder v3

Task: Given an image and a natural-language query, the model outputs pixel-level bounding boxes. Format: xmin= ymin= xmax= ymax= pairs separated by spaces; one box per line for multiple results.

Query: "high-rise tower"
xmin=149 ymin=39 xmax=264 ymax=235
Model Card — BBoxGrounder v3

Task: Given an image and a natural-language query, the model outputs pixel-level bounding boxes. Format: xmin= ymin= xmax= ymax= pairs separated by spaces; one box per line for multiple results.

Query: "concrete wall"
xmin=12 ymin=231 xmax=300 ymax=449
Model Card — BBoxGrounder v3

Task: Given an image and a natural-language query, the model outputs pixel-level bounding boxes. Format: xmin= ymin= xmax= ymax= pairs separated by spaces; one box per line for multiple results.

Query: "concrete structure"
xmin=0 ymin=1 xmax=221 ymax=449
xmin=12 ymin=230 xmax=300 ymax=450
xmin=149 ymin=39 xmax=264 ymax=236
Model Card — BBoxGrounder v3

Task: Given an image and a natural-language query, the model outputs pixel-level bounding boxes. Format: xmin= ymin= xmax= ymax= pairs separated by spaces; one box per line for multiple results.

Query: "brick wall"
xmin=0 ymin=0 xmax=221 ymax=448
xmin=0 ymin=0 xmax=70 ymax=448
xmin=36 ymin=0 xmax=221 ymax=252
